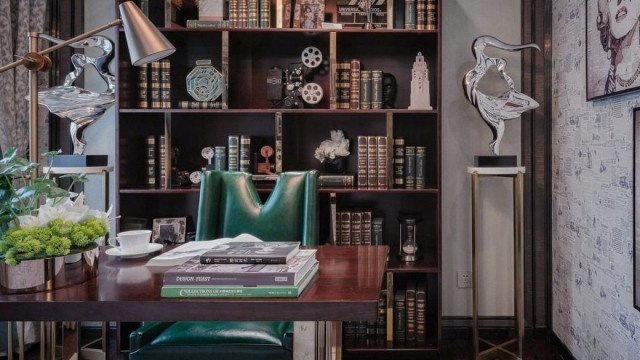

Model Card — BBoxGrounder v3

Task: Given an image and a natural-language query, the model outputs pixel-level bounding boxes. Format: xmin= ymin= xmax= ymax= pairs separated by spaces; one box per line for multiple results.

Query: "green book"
xmin=161 ymin=262 xmax=319 ymax=298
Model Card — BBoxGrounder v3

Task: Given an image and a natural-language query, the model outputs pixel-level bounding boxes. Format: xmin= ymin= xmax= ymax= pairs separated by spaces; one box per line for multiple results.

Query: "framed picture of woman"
xmin=587 ymin=0 xmax=640 ymax=100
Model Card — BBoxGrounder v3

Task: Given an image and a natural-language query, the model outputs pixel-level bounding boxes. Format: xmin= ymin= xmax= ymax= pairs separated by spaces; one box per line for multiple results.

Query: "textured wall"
xmin=552 ymin=1 xmax=640 ymax=358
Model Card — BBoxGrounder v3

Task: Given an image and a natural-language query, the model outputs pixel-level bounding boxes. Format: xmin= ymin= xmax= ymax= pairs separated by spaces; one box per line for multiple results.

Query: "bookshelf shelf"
xmin=116 ymin=0 xmax=442 ymax=356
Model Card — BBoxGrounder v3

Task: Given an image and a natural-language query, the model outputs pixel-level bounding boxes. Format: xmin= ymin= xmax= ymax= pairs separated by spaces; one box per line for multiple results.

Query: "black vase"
xmin=323 ymin=157 xmax=345 ymax=174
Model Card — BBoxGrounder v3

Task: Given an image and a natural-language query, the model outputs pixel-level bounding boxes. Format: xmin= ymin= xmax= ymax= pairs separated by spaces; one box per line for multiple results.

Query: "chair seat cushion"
xmin=150 ymin=321 xmax=291 ymax=348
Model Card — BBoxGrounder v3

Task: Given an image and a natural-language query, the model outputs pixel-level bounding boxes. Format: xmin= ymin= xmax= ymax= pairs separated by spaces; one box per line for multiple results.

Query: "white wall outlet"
xmin=457 ymin=271 xmax=472 ymax=288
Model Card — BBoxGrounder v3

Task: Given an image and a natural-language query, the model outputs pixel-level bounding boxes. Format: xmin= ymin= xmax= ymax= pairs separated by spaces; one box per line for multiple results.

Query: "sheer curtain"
xmin=0 ymin=0 xmax=48 ymax=157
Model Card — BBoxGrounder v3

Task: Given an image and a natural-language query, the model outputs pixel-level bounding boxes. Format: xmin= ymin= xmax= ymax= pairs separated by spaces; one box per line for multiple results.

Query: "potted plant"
xmin=0 ymin=148 xmax=109 ymax=293
xmin=314 ymin=130 xmax=350 ymax=174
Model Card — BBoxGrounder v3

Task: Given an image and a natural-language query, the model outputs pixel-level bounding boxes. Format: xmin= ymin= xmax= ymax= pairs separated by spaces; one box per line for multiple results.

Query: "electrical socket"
xmin=457 ymin=271 xmax=472 ymax=288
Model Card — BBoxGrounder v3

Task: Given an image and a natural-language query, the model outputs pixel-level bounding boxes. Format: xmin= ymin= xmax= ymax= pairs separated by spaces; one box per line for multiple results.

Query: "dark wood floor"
xmin=15 ymin=326 xmax=567 ymax=360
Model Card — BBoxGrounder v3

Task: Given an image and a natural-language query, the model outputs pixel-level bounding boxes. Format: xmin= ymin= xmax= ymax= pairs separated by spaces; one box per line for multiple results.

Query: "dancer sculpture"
xmin=463 ymin=36 xmax=540 ymax=156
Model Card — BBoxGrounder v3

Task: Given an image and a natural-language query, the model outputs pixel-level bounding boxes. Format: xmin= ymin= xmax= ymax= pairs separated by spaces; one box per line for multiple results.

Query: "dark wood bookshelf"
xmin=115 ymin=0 xmax=442 ymax=355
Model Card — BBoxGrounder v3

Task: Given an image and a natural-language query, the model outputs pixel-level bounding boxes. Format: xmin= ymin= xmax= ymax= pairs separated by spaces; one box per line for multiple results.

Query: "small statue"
xmin=463 ymin=35 xmax=540 ymax=156
xmin=408 ymin=52 xmax=432 ymax=110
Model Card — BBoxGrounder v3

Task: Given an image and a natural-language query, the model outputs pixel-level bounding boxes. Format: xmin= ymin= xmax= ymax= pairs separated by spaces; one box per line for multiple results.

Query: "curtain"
xmin=0 ymin=0 xmax=48 ymax=157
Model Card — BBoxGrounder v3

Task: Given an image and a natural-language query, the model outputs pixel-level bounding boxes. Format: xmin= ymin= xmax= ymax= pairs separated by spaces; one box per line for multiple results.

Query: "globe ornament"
xmin=186 ymin=59 xmax=224 ymax=102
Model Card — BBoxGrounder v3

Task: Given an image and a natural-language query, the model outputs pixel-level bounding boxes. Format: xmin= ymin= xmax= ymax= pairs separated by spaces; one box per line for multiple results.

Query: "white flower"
xmin=15 ymin=215 xmax=42 ymax=228
xmin=14 ymin=193 xmax=110 ymax=229
xmin=314 ymin=130 xmax=350 ymax=163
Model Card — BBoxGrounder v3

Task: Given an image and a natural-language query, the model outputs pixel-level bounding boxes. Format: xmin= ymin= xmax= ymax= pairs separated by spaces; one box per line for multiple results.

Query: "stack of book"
xmin=137 ymin=60 xmax=171 ymax=109
xmin=393 ymin=137 xmax=427 ymax=189
xmin=357 ymin=135 xmax=388 ymax=188
xmin=334 ymin=60 xmax=385 ymax=110
xmin=404 ymin=0 xmax=437 ymax=30
xmin=393 ymin=279 xmax=428 ymax=344
xmin=161 ymin=242 xmax=318 ymax=298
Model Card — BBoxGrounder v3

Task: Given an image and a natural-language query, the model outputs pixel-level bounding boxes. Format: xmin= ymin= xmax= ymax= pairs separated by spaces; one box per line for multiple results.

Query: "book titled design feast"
xmin=164 ymin=249 xmax=317 ymax=286
xmin=200 ymin=241 xmax=300 ymax=264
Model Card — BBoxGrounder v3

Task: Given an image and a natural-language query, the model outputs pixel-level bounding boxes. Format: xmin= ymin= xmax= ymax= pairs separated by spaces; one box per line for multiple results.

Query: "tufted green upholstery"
xmin=129 ymin=171 xmax=318 ymax=360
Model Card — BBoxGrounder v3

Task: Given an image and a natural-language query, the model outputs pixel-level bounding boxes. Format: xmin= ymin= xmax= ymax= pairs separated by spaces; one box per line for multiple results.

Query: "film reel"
xmin=301 ymin=82 xmax=323 ymax=104
xmin=301 ymin=47 xmax=322 ymax=69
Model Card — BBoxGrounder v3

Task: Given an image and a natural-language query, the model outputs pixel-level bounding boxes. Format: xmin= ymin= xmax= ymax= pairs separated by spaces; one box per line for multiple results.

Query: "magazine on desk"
xmin=199 ymin=241 xmax=300 ymax=264
xmin=163 ymin=249 xmax=317 ymax=286
xmin=145 ymin=233 xmax=262 ymax=267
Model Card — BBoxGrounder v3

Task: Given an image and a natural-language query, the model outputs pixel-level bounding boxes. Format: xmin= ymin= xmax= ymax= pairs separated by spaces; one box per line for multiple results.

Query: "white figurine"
xmin=408 ymin=52 xmax=432 ymax=110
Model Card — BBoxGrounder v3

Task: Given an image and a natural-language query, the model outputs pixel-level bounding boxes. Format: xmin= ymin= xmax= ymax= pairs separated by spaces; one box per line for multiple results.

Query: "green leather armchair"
xmin=129 ymin=171 xmax=319 ymax=360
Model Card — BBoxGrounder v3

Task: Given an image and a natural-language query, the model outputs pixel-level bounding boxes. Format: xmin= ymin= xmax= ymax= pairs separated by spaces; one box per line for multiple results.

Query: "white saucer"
xmin=106 ymin=243 xmax=163 ymax=258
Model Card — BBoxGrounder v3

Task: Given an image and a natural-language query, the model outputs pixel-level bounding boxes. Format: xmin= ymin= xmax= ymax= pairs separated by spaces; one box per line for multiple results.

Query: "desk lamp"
xmin=0 ymin=1 xmax=175 ymax=165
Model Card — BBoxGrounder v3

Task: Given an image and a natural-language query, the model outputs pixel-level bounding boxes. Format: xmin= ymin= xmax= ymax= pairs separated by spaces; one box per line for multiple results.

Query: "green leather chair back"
xmin=196 ymin=171 xmax=319 ymax=246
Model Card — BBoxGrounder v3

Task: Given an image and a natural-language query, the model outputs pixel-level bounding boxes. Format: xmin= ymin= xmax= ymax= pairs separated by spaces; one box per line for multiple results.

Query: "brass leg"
xmin=8 ymin=322 xmax=13 ymax=360
xmin=325 ymin=321 xmax=342 ymax=360
xmin=514 ymin=173 xmax=525 ymax=359
xmin=18 ymin=322 xmax=24 ymax=360
xmin=471 ymin=173 xmax=480 ymax=359
xmin=40 ymin=322 xmax=45 ymax=360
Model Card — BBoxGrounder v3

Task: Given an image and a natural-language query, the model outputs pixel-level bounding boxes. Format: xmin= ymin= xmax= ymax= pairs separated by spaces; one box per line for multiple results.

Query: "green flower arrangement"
xmin=0 ymin=148 xmax=110 ymax=265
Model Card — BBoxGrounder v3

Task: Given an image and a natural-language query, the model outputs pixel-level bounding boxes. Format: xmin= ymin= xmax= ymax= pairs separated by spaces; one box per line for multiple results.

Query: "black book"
xmin=415 ymin=146 xmax=426 ymax=189
xmin=393 ymin=288 xmax=406 ymax=343
xmin=145 ymin=135 xmax=157 ymax=188
xmin=362 ymin=211 xmax=372 ymax=245
xmin=351 ymin=211 xmax=363 ymax=245
xmin=377 ymin=288 xmax=387 ymax=335
xmin=404 ymin=146 xmax=416 ymax=189
xmin=340 ymin=211 xmax=352 ymax=245
xmin=372 ymin=217 xmax=384 ymax=245
xmin=214 ymin=146 xmax=227 ymax=170
xmin=228 ymin=135 xmax=240 ymax=171
xmin=367 ymin=136 xmax=378 ymax=188
xmin=394 ymin=138 xmax=405 ymax=188
xmin=240 ymin=135 xmax=252 ymax=172
xmin=416 ymin=280 xmax=427 ymax=344
xmin=318 ymin=174 xmax=355 ymax=187
xmin=200 ymin=242 xmax=300 ymax=264
xmin=405 ymin=279 xmax=416 ymax=342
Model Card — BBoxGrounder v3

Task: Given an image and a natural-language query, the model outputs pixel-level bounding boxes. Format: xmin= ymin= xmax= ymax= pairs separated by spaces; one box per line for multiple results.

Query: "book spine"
xmin=159 ymin=135 xmax=168 ymax=189
xmin=164 ymin=269 xmax=297 ymax=286
xmin=336 ymin=62 xmax=351 ymax=109
xmin=349 ymin=59 xmax=361 ymax=110
xmin=161 ymin=285 xmax=302 ymax=298
xmin=198 ymin=255 xmax=289 ymax=265
xmin=377 ymin=288 xmax=387 ymax=335
xmin=330 ymin=193 xmax=338 ymax=245
xmin=371 ymin=70 xmax=383 ymax=109
xmin=248 ymin=0 xmax=259 ymax=27
xmin=119 ymin=59 xmax=132 ymax=108
xmin=426 ymin=0 xmax=437 ymax=30
xmin=160 ymin=59 xmax=171 ymax=108
xmin=336 ymin=211 xmax=343 ymax=245
xmin=377 ymin=136 xmax=388 ymax=188
xmin=404 ymin=146 xmax=416 ymax=189
xmin=230 ymin=0 xmax=239 ymax=27
xmin=359 ymin=70 xmax=371 ymax=110
xmin=214 ymin=146 xmax=227 ymax=170
xmin=415 ymin=146 xmax=426 ymax=189
xmin=404 ymin=0 xmax=416 ymax=29
xmin=416 ymin=0 xmax=426 ymax=30
xmin=239 ymin=0 xmax=248 ymax=27
xmin=405 ymin=280 xmax=416 ymax=342
xmin=177 ymin=100 xmax=222 ymax=109
xmin=357 ymin=136 xmax=368 ymax=187
xmin=367 ymin=136 xmax=378 ymax=188
xmin=318 ymin=175 xmax=355 ymax=187
xmin=340 ymin=211 xmax=352 ymax=245
xmin=149 ymin=61 xmax=162 ymax=109
xmin=372 ymin=217 xmax=384 ymax=245
xmin=259 ymin=0 xmax=271 ymax=27
xmin=137 ymin=64 xmax=148 ymax=108
xmin=239 ymin=135 xmax=251 ymax=172
xmin=145 ymin=135 xmax=157 ymax=188
xmin=416 ymin=281 xmax=426 ymax=344
xmin=361 ymin=211 xmax=372 ymax=245
xmin=344 ymin=321 xmax=356 ymax=338
xmin=351 ymin=211 xmax=362 ymax=245
xmin=186 ymin=20 xmax=231 ymax=28
xmin=275 ymin=112 xmax=283 ymax=173
xmin=228 ymin=135 xmax=240 ymax=171
xmin=394 ymin=138 xmax=405 ymax=188
xmin=393 ymin=288 xmax=406 ymax=342
xmin=356 ymin=321 xmax=367 ymax=338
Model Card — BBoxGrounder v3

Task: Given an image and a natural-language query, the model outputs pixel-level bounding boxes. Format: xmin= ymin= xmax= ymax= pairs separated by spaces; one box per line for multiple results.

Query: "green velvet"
xmin=130 ymin=171 xmax=318 ymax=360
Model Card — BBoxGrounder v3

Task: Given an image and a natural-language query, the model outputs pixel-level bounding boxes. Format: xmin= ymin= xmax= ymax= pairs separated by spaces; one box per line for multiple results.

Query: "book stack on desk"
xmin=161 ymin=242 xmax=318 ymax=298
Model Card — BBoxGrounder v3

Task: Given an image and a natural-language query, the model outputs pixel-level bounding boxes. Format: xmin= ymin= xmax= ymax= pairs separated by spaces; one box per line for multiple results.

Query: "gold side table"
xmin=468 ymin=166 xmax=525 ymax=360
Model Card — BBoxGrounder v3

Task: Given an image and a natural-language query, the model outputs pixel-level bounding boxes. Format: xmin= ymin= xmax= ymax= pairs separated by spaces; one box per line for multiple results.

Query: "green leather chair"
xmin=129 ymin=170 xmax=319 ymax=360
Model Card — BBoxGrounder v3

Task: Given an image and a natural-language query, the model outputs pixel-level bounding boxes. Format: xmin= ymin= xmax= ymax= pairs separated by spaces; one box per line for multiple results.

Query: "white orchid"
xmin=13 ymin=193 xmax=110 ymax=229
xmin=314 ymin=130 xmax=350 ymax=163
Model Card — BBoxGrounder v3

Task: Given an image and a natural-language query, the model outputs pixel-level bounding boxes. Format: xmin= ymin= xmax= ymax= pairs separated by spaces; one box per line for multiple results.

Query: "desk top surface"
xmin=0 ymin=245 xmax=388 ymax=322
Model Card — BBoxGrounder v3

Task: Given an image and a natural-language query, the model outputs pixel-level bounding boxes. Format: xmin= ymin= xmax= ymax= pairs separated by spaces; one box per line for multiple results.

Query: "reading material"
xmin=200 ymin=241 xmax=300 ymax=264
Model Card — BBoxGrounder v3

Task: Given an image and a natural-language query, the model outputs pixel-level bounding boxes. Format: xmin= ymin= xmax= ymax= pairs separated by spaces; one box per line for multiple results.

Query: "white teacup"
xmin=108 ymin=230 xmax=152 ymax=254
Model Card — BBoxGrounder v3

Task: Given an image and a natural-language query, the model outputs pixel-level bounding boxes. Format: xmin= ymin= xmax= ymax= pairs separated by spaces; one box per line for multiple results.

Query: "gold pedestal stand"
xmin=468 ymin=166 xmax=525 ymax=360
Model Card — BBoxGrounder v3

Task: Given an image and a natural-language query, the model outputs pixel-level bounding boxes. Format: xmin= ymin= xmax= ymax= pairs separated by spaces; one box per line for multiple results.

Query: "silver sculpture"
xmin=38 ymin=35 xmax=116 ymax=155
xmin=463 ymin=36 xmax=541 ymax=156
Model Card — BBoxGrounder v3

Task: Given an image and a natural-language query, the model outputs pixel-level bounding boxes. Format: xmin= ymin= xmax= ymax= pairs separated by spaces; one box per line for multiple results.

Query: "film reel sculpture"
xmin=267 ymin=46 xmax=324 ymax=109
xmin=38 ymin=35 xmax=116 ymax=155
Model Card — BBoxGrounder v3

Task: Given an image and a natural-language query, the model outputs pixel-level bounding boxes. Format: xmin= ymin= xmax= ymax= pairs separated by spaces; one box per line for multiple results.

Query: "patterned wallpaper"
xmin=553 ymin=1 xmax=640 ymax=358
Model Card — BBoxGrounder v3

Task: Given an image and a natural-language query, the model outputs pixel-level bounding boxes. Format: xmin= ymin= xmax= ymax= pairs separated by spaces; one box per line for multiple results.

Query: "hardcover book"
xmin=405 ymin=279 xmax=416 ymax=342
xmin=404 ymin=0 xmax=416 ymax=29
xmin=164 ymin=249 xmax=317 ymax=286
xmin=145 ymin=135 xmax=156 ymax=188
xmin=161 ymin=262 xmax=319 ymax=298
xmin=377 ymin=136 xmax=388 ymax=188
xmin=160 ymin=59 xmax=171 ymax=108
xmin=416 ymin=280 xmax=427 ymax=343
xmin=357 ymin=136 xmax=368 ymax=187
xmin=349 ymin=59 xmax=361 ymax=109
xmin=248 ymin=0 xmax=259 ymax=27
xmin=149 ymin=61 xmax=162 ymax=109
xmin=200 ymin=241 xmax=300 ymax=264
xmin=393 ymin=138 xmax=405 ymax=188
xmin=362 ymin=211 xmax=372 ymax=245
xmin=230 ymin=0 xmax=239 ymax=27
xmin=415 ymin=146 xmax=426 ymax=189
xmin=228 ymin=135 xmax=240 ymax=171
xmin=239 ymin=135 xmax=252 ymax=172
xmin=336 ymin=62 xmax=351 ymax=109
xmin=214 ymin=146 xmax=227 ymax=170
xmin=318 ymin=174 xmax=355 ymax=187
xmin=426 ymin=0 xmax=437 ymax=30
xmin=340 ymin=211 xmax=352 ymax=245
xmin=367 ymin=136 xmax=378 ymax=188
xmin=159 ymin=135 xmax=168 ymax=189
xmin=137 ymin=64 xmax=148 ymax=108
xmin=372 ymin=217 xmax=384 ymax=245
xmin=404 ymin=145 xmax=416 ymax=189
xmin=393 ymin=288 xmax=406 ymax=342
xmin=351 ymin=211 xmax=363 ymax=245
xmin=259 ymin=0 xmax=271 ymax=27
xmin=371 ymin=70 xmax=383 ymax=109
xmin=360 ymin=70 xmax=372 ymax=110
xmin=416 ymin=0 xmax=426 ymax=29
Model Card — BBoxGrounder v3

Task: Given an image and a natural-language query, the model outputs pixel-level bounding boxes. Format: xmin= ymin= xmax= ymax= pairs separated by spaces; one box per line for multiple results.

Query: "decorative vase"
xmin=323 ymin=157 xmax=346 ymax=174
xmin=0 ymin=243 xmax=100 ymax=294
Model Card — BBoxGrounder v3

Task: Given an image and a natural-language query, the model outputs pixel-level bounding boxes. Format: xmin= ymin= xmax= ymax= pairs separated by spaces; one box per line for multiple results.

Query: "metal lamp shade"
xmin=119 ymin=1 xmax=175 ymax=66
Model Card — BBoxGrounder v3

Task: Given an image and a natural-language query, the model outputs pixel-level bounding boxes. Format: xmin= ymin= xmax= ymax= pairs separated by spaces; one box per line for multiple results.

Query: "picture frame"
xmin=152 ymin=217 xmax=187 ymax=244
xmin=293 ymin=0 xmax=324 ymax=29
xmin=586 ymin=1 xmax=640 ymax=100
xmin=634 ymin=108 xmax=640 ymax=311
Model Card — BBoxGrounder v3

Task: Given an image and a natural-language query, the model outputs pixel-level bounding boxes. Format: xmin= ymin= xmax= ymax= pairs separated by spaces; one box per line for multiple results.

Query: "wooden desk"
xmin=0 ymin=245 xmax=388 ymax=360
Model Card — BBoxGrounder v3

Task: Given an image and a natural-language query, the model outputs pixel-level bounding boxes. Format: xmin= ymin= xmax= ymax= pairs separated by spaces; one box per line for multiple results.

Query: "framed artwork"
xmin=635 ymin=108 xmax=640 ymax=311
xmin=586 ymin=1 xmax=640 ymax=100
xmin=293 ymin=0 xmax=324 ymax=29
xmin=152 ymin=217 xmax=187 ymax=244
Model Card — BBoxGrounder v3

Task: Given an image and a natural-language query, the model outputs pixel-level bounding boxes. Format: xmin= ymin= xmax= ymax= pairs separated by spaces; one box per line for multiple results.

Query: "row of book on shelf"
xmin=404 ymin=0 xmax=437 ymax=30
xmin=332 ymin=209 xmax=384 ymax=246
xmin=334 ymin=60 xmax=385 ymax=110
xmin=393 ymin=137 xmax=428 ymax=189
xmin=152 ymin=236 xmax=318 ymax=298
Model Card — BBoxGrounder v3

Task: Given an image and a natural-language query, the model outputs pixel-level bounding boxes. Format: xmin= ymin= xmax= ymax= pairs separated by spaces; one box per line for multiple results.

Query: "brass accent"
xmin=387 ymin=0 xmax=394 ymax=29
xmin=386 ymin=113 xmax=393 ymax=188
xmin=386 ymin=271 xmax=394 ymax=342
xmin=470 ymin=168 xmax=525 ymax=360
xmin=329 ymin=32 xmax=337 ymax=109
xmin=7 ymin=322 xmax=13 ymax=360
xmin=29 ymin=34 xmax=39 ymax=166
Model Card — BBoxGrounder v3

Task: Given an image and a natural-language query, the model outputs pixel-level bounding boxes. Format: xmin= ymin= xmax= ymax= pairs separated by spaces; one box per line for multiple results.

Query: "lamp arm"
xmin=0 ymin=19 xmax=122 ymax=73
